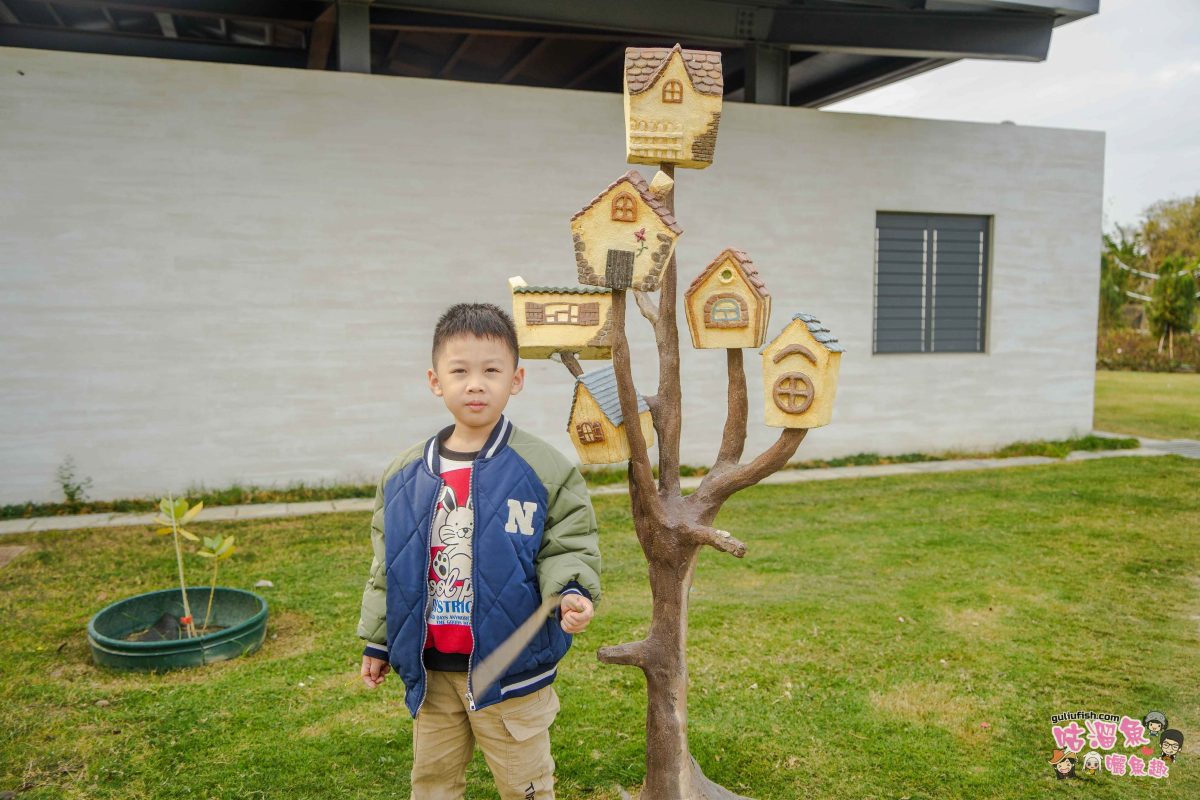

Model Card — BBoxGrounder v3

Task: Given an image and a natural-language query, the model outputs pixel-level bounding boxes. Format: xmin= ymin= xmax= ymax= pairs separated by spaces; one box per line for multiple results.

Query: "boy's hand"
xmin=559 ymin=594 xmax=594 ymax=634
xmin=361 ymin=654 xmax=390 ymax=689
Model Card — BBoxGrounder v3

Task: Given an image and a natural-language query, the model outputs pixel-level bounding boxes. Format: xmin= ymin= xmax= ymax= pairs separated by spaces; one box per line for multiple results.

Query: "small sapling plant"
xmin=196 ymin=534 xmax=236 ymax=632
xmin=153 ymin=494 xmax=204 ymax=638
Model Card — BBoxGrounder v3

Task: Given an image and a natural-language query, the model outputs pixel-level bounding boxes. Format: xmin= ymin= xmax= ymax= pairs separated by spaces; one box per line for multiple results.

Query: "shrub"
xmin=1097 ymin=328 xmax=1199 ymax=373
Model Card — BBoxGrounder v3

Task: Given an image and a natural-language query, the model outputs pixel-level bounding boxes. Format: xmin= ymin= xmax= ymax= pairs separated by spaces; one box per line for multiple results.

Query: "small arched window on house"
xmin=577 ymin=421 xmax=605 ymax=444
xmin=611 ymin=192 xmax=636 ymax=222
xmin=662 ymin=79 xmax=683 ymax=103
xmin=704 ymin=293 xmax=749 ymax=328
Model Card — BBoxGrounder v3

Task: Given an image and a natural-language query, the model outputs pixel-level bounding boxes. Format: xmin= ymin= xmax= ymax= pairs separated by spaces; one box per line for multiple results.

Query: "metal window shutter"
xmin=874 ymin=213 xmax=989 ymax=354
xmin=929 ymin=216 xmax=989 ymax=353
xmin=874 ymin=213 xmax=929 ymax=353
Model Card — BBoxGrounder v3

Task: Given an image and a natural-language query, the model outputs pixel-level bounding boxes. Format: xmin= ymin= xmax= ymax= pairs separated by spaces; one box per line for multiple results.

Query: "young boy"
xmin=357 ymin=303 xmax=601 ymax=800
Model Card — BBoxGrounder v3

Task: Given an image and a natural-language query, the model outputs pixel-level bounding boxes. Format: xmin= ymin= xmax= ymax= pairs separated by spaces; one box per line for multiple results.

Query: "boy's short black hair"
xmin=432 ymin=303 xmax=520 ymax=367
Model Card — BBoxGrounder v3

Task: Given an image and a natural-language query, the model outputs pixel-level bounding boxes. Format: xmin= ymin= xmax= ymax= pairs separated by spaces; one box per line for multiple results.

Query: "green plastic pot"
xmin=87 ymin=587 xmax=268 ymax=671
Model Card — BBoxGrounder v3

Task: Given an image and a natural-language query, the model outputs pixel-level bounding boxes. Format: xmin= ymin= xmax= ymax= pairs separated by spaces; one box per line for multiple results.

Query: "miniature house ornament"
xmin=572 ymin=170 xmax=682 ymax=292
xmin=508 ymin=276 xmax=613 ymax=360
xmin=624 ymin=44 xmax=723 ymax=169
xmin=760 ymin=313 xmax=844 ymax=428
xmin=683 ymin=249 xmax=772 ymax=349
xmin=567 ymin=364 xmax=655 ymax=464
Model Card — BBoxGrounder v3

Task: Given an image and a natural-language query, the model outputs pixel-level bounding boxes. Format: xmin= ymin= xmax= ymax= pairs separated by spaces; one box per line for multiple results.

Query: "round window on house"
xmin=719 ymin=267 xmax=734 ymax=283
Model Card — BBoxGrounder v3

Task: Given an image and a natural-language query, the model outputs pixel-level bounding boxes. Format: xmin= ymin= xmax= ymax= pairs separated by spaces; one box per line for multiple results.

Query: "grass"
xmin=1 ymin=456 xmax=1198 ymax=799
xmin=1095 ymin=370 xmax=1200 ymax=440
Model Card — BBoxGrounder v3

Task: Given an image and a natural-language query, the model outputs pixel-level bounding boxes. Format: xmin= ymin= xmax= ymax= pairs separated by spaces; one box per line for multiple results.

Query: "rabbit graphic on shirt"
xmin=431 ymin=484 xmax=473 ymax=600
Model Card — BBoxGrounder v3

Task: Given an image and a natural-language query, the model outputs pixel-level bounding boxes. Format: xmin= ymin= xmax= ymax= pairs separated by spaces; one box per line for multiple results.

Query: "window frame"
xmin=611 ymin=192 xmax=637 ymax=222
xmin=872 ymin=212 xmax=992 ymax=355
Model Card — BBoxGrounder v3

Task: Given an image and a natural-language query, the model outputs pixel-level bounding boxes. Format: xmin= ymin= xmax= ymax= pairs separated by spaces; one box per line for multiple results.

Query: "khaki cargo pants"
xmin=410 ymin=670 xmax=560 ymax=800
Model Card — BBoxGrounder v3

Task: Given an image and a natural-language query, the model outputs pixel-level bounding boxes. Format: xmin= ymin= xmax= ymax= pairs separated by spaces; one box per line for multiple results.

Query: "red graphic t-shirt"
xmin=426 ymin=453 xmax=474 ymax=655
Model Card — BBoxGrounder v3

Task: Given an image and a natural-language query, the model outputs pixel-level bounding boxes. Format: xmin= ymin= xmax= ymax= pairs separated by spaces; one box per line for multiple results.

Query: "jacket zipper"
xmin=464 ymin=462 xmax=479 ymax=712
xmin=413 ymin=474 xmax=443 ymax=717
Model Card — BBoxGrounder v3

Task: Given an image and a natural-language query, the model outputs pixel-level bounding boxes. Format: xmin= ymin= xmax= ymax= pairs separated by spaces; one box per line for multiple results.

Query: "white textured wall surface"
xmin=0 ymin=47 xmax=1104 ymax=504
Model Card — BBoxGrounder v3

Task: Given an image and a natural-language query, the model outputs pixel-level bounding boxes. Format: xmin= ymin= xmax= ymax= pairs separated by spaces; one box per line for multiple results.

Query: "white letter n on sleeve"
xmin=504 ymin=499 xmax=538 ymax=535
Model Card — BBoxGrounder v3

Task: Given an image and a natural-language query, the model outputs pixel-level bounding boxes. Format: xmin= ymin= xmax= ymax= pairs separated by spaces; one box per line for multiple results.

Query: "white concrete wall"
xmin=0 ymin=47 xmax=1104 ymax=504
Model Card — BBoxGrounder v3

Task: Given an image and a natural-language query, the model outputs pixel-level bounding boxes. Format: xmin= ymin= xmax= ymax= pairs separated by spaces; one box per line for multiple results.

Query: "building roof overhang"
xmin=0 ymin=0 xmax=1099 ymax=107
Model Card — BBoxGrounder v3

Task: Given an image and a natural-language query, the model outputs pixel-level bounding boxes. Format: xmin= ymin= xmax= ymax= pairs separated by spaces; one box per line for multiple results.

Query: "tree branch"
xmin=597 ymin=639 xmax=650 ymax=668
xmin=653 ymin=163 xmax=683 ymax=499
xmin=682 ymin=522 xmax=746 ymax=558
xmin=713 ymin=348 xmax=747 ymax=468
xmin=692 ymin=428 xmax=808 ymax=510
xmin=610 ymin=291 xmax=659 ymax=509
xmin=633 ymin=290 xmax=660 ymax=326
xmin=553 ymin=351 xmax=584 ymax=378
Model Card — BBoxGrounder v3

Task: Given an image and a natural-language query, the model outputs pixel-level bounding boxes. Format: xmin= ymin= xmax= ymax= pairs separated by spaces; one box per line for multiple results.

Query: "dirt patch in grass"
xmin=941 ymin=605 xmax=1011 ymax=642
xmin=16 ymin=753 xmax=88 ymax=793
xmin=256 ymin=609 xmax=319 ymax=661
xmin=870 ymin=680 xmax=993 ymax=745
xmin=298 ymin=701 xmax=392 ymax=738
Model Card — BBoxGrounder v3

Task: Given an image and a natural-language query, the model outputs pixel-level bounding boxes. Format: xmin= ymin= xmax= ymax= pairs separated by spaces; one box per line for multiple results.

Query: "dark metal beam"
xmin=743 ymin=43 xmax=788 ymax=105
xmin=0 ymin=24 xmax=307 ymax=66
xmin=336 ymin=0 xmax=371 ymax=73
xmin=767 ymin=7 xmax=1052 ymax=60
xmin=791 ymin=56 xmax=951 ymax=107
xmin=307 ymin=2 xmax=334 ymax=68
xmin=155 ymin=11 xmax=177 ymax=38
xmin=371 ymin=8 xmax=723 ymax=47
xmin=562 ymin=45 xmax=623 ymax=90
xmin=437 ymin=33 xmax=472 ymax=77
xmin=44 ymin=2 xmax=65 ymax=27
xmin=940 ymin=0 xmax=1098 ymax=21
xmin=374 ymin=1 xmax=1058 ymax=60
xmin=498 ymin=37 xmax=549 ymax=83
xmin=374 ymin=0 xmax=752 ymax=44
xmin=41 ymin=0 xmax=329 ymax=25
xmin=380 ymin=28 xmax=403 ymax=70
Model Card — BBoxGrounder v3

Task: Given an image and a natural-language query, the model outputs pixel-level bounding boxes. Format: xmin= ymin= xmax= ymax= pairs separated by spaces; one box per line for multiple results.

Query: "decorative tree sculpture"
xmin=509 ymin=44 xmax=842 ymax=800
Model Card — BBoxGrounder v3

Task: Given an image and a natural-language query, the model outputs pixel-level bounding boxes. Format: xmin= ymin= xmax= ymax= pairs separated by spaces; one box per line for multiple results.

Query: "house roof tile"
xmin=572 ymin=364 xmax=649 ymax=428
xmin=791 ymin=313 xmax=844 ymax=353
xmin=625 ymin=44 xmax=724 ymax=97
xmin=512 ymin=285 xmax=611 ymax=295
xmin=684 ymin=248 xmax=770 ymax=300
xmin=570 ymin=170 xmax=684 ymax=236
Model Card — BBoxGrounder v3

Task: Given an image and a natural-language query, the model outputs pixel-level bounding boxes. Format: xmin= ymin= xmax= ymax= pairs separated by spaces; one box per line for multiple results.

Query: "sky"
xmin=825 ymin=0 xmax=1200 ymax=231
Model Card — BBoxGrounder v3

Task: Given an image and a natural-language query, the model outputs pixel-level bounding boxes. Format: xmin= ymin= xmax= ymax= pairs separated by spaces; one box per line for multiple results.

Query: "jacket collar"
xmin=423 ymin=414 xmax=513 ymax=474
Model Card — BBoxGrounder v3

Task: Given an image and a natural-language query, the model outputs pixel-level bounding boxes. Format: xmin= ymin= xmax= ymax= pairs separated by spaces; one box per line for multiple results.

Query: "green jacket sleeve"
xmin=356 ymin=447 xmax=422 ymax=650
xmin=536 ymin=463 xmax=602 ymax=604
xmin=355 ymin=467 xmax=389 ymax=648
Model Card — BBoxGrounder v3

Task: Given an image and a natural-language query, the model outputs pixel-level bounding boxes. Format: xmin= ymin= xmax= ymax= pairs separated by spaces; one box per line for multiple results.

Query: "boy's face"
xmin=428 ymin=334 xmax=524 ymax=435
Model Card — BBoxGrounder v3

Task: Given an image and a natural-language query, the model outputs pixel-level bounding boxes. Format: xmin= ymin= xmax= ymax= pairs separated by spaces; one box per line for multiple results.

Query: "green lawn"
xmin=1095 ymin=370 xmax=1200 ymax=440
xmin=2 ymin=457 xmax=1199 ymax=799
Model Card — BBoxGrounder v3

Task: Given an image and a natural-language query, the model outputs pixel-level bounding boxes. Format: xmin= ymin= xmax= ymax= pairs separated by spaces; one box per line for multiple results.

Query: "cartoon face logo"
xmin=1081 ymin=752 xmax=1102 ymax=775
xmin=438 ymin=485 xmax=473 ymax=547
xmin=1143 ymin=711 xmax=1168 ymax=736
xmin=1048 ymin=749 xmax=1077 ymax=780
xmin=1161 ymin=730 xmax=1184 ymax=761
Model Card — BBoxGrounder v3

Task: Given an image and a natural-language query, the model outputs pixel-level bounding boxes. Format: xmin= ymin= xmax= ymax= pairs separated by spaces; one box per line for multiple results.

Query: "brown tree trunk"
xmin=642 ymin=542 xmax=702 ymax=799
xmin=602 ymin=510 xmax=753 ymax=800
